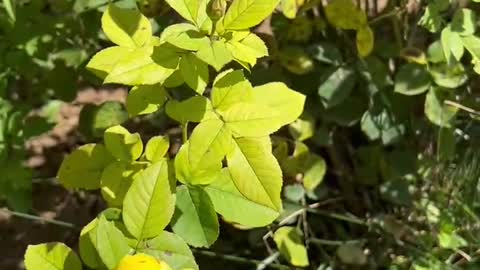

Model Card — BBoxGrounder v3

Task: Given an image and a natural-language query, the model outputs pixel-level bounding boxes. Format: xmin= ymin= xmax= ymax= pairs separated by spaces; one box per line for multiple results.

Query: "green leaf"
xmin=438 ymin=231 xmax=468 ymax=249
xmin=337 ymin=243 xmax=367 ymax=265
xmin=462 ymin=35 xmax=480 ymax=60
xmin=325 ymin=0 xmax=367 ymax=30
xmin=318 ymin=66 xmax=356 ymax=108
xmin=205 ymin=169 xmax=279 ymax=227
xmin=58 ymin=144 xmax=115 ymax=190
xmin=273 ymin=227 xmax=309 ymax=267
xmin=311 ymin=42 xmax=343 ymax=65
xmin=361 ymin=106 xmax=405 ymax=145
xmin=79 ymin=101 xmax=129 ymax=140
xmin=171 ymin=185 xmax=219 ymax=247
xmin=86 ymin=47 xmax=135 ymax=79
xmin=126 ymin=84 xmax=167 ymax=116
xmin=175 ymin=142 xmax=222 ymax=185
xmin=429 ymin=62 xmax=468 ymax=89
xmin=425 ymin=87 xmax=457 ymax=127
xmin=441 ymin=27 xmax=464 ymax=62
xmin=123 ymin=160 xmax=176 ymax=240
xmin=211 ymin=69 xmax=254 ymax=112
xmin=180 ymin=53 xmax=209 ymax=94
xmin=79 ymin=219 xmax=102 ymax=269
xmin=79 ymin=209 xmax=123 ymax=269
xmin=226 ymin=33 xmax=268 ymax=67
xmin=288 ymin=113 xmax=315 ymax=142
xmin=160 ymin=23 xmax=210 ymax=51
xmin=418 ymin=2 xmax=447 ymax=33
xmin=427 ymin=40 xmax=446 ymax=63
xmin=196 ymin=40 xmax=233 ymax=71
xmin=141 ymin=231 xmax=199 ymax=270
xmin=451 ymin=8 xmax=476 ymax=36
xmin=165 ymin=0 xmax=209 ymax=27
xmin=95 ymin=216 xmax=131 ymax=270
xmin=164 ymin=70 xmax=185 ymax=88
xmin=104 ymin=125 xmax=143 ymax=161
xmin=166 ymin=96 xmax=217 ymax=123
xmin=100 ymin=161 xmax=144 ymax=207
xmin=356 ymin=25 xmax=374 ymax=57
xmin=302 ymin=154 xmax=327 ymax=192
xmin=25 ymin=243 xmax=83 ymax=270
xmin=104 ymin=45 xmax=180 ymax=86
xmin=227 ymin=136 xmax=283 ymax=211
xmin=394 ymin=64 xmax=431 ymax=95
xmin=222 ymin=0 xmax=280 ymax=30
xmin=102 ymin=4 xmax=152 ymax=48
xmin=3 ymin=0 xmax=15 ymax=22
xmin=145 ymin=136 xmax=170 ymax=162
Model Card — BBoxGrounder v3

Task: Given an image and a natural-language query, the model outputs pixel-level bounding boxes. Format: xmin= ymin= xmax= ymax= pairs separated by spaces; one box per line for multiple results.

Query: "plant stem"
xmin=308 ymin=238 xmax=367 ymax=246
xmin=369 ymin=7 xmax=406 ymax=25
xmin=0 ymin=208 xmax=77 ymax=229
xmin=182 ymin=122 xmax=189 ymax=143
xmin=192 ymin=249 xmax=291 ymax=270
xmin=445 ymin=100 xmax=480 ymax=117
xmin=307 ymin=209 xmax=368 ymax=226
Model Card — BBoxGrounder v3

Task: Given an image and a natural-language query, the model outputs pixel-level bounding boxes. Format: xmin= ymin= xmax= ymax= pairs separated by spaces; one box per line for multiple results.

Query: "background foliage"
xmin=3 ymin=0 xmax=480 ymax=269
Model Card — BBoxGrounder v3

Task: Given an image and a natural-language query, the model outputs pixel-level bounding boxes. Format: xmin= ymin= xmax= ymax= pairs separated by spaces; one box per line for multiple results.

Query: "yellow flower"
xmin=116 ymin=253 xmax=172 ymax=270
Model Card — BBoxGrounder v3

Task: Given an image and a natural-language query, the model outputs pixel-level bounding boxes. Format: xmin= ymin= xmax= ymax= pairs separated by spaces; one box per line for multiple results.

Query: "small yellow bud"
xmin=207 ymin=0 xmax=227 ymax=21
xmin=116 ymin=253 xmax=172 ymax=270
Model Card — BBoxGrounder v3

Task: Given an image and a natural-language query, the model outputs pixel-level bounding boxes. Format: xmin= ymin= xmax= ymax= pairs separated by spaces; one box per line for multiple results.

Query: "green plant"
xmin=19 ymin=0 xmax=480 ymax=269
xmin=24 ymin=1 xmax=306 ymax=269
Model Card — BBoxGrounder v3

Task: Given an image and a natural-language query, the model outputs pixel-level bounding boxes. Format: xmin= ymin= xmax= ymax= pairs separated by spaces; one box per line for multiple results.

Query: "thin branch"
xmin=0 ymin=208 xmax=77 ymax=229
xmin=192 ymin=249 xmax=291 ymax=270
xmin=445 ymin=100 xmax=480 ymax=117
xmin=308 ymin=238 xmax=367 ymax=246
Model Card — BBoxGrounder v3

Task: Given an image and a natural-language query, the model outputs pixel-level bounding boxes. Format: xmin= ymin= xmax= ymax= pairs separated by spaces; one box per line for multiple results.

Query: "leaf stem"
xmin=182 ymin=122 xmax=189 ymax=143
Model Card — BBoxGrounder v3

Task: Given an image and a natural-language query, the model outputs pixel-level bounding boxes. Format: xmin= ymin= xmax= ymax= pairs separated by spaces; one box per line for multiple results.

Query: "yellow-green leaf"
xmin=58 ymin=144 xmax=114 ymax=190
xmin=145 ymin=136 xmax=170 ymax=162
xmin=123 ymin=161 xmax=176 ymax=240
xmin=205 ymin=169 xmax=279 ymax=227
xmin=189 ymin=119 xmax=233 ymax=169
xmin=87 ymin=46 xmax=134 ymax=79
xmin=356 ymin=25 xmax=374 ymax=57
xmin=102 ymin=4 xmax=152 ymax=48
xmin=160 ymin=23 xmax=210 ymax=51
xmin=100 ymin=161 xmax=145 ymax=207
xmin=165 ymin=0 xmax=209 ymax=28
xmin=180 ymin=53 xmax=209 ymax=94
xmin=171 ymin=185 xmax=219 ymax=247
xmin=222 ymin=0 xmax=281 ymax=30
xmin=166 ymin=96 xmax=217 ymax=123
xmin=227 ymin=136 xmax=283 ymax=211
xmin=95 ymin=216 xmax=131 ymax=269
xmin=104 ymin=125 xmax=143 ymax=161
xmin=211 ymin=69 xmax=254 ymax=112
xmin=222 ymin=102 xmax=280 ymax=137
xmin=196 ymin=40 xmax=233 ymax=71
xmin=25 ymin=243 xmax=83 ymax=270
xmin=325 ymin=0 xmax=366 ymax=30
xmin=175 ymin=142 xmax=222 ymax=185
xmin=227 ymin=33 xmax=268 ymax=67
xmin=104 ymin=45 xmax=180 ymax=86
xmin=274 ymin=227 xmax=309 ymax=267
xmin=126 ymin=84 xmax=167 ymax=116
